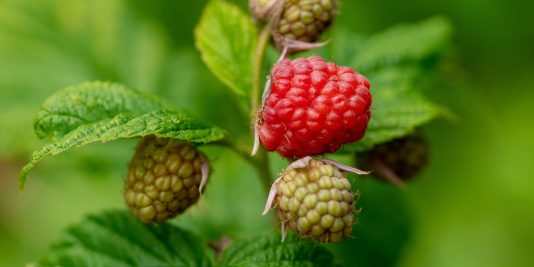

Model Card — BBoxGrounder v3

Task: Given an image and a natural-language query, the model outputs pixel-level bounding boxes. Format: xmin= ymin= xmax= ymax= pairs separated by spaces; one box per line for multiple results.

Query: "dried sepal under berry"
xmin=264 ymin=157 xmax=367 ymax=243
xmin=124 ymin=137 xmax=209 ymax=223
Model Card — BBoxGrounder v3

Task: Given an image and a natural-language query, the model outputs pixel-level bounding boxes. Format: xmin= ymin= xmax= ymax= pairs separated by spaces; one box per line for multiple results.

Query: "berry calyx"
xmin=124 ymin=137 xmax=209 ymax=224
xmin=265 ymin=157 xmax=358 ymax=243
xmin=258 ymin=56 xmax=371 ymax=159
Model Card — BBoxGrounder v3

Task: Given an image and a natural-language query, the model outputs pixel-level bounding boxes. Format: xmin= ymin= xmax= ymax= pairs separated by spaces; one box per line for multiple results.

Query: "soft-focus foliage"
xmin=1 ymin=0 xmax=533 ymax=267
xmin=349 ymin=17 xmax=452 ymax=72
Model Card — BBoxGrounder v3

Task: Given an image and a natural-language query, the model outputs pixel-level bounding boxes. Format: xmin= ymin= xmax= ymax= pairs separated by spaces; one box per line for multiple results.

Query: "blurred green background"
xmin=1 ymin=0 xmax=533 ymax=266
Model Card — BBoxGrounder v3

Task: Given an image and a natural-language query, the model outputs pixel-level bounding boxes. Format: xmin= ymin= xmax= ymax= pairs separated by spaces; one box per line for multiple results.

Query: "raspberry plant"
xmin=17 ymin=0 xmax=451 ymax=266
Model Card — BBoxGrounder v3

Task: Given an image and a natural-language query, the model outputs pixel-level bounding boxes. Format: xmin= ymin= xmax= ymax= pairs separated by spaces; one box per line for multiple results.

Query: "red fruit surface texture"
xmin=259 ymin=56 xmax=371 ymax=158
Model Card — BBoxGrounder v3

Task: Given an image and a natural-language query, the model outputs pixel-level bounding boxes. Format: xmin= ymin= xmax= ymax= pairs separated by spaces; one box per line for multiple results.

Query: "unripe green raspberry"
xmin=124 ymin=137 xmax=208 ymax=224
xmin=276 ymin=0 xmax=337 ymax=43
xmin=250 ymin=0 xmax=338 ymax=51
xmin=272 ymin=157 xmax=356 ymax=243
xmin=360 ymin=131 xmax=429 ymax=183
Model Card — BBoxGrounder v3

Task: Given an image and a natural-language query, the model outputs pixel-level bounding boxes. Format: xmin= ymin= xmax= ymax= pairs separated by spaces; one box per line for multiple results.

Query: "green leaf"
xmin=218 ymin=234 xmax=337 ymax=267
xmin=19 ymin=81 xmax=226 ymax=190
xmin=34 ymin=81 xmax=175 ymax=139
xmin=351 ymin=17 xmax=452 ymax=72
xmin=195 ymin=0 xmax=257 ymax=98
xmin=329 ymin=28 xmax=367 ymax=67
xmin=327 ymin=17 xmax=451 ymax=152
xmin=345 ymin=66 xmax=441 ymax=152
xmin=38 ymin=210 xmax=212 ymax=267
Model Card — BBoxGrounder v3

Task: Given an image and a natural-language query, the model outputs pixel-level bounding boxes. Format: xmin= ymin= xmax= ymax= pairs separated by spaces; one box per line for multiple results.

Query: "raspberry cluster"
xmin=259 ymin=56 xmax=371 ymax=158
xmin=124 ymin=137 xmax=207 ymax=223
xmin=273 ymin=158 xmax=356 ymax=242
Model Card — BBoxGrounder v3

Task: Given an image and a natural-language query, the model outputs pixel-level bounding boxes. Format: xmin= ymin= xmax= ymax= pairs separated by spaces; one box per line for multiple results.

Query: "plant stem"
xmin=240 ymin=26 xmax=273 ymax=194
xmin=214 ymin=27 xmax=274 ymax=203
xmin=251 ymin=27 xmax=271 ymax=117
xmin=253 ymin=149 xmax=273 ymax=194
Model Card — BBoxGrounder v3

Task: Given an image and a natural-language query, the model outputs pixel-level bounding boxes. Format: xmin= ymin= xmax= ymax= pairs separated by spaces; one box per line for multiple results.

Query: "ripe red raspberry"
xmin=259 ymin=56 xmax=371 ymax=158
